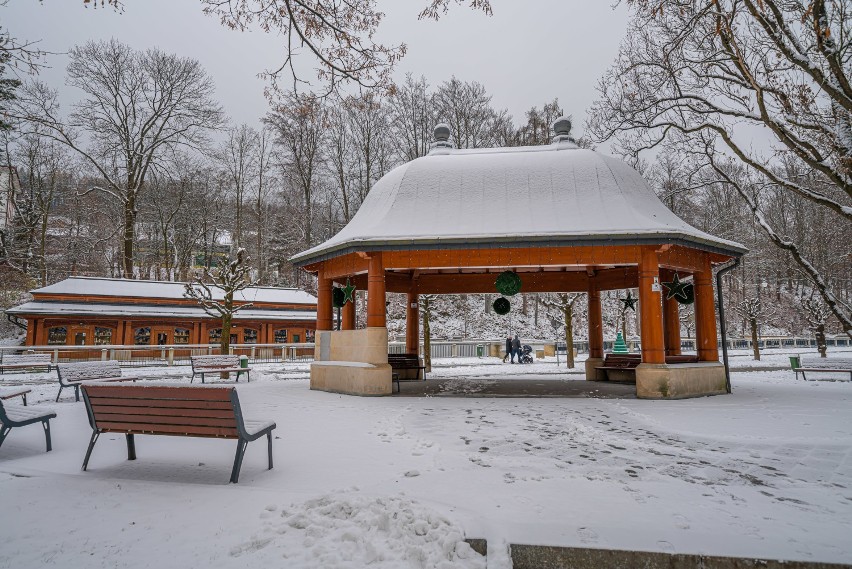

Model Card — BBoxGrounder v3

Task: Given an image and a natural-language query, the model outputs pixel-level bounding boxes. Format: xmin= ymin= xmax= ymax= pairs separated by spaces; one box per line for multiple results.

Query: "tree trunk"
xmin=422 ymin=296 xmax=432 ymax=373
xmin=123 ymin=197 xmax=136 ymax=278
xmin=816 ymin=325 xmax=827 ymax=358
xmin=750 ymin=317 xmax=760 ymax=361
xmin=564 ymin=303 xmax=575 ymax=369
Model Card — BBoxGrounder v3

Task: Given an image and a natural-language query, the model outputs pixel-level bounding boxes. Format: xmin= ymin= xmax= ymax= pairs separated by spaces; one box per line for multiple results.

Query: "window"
xmin=305 ymin=329 xmax=315 ymax=343
xmin=208 ymin=328 xmax=222 ymax=343
xmin=94 ymin=327 xmax=113 ymax=346
xmin=174 ymin=328 xmax=190 ymax=345
xmin=74 ymin=332 xmax=87 ymax=346
xmin=274 ymin=329 xmax=288 ymax=343
xmin=47 ymin=327 xmax=67 ymax=345
xmin=243 ymin=329 xmax=258 ymax=344
xmin=134 ymin=327 xmax=151 ymax=345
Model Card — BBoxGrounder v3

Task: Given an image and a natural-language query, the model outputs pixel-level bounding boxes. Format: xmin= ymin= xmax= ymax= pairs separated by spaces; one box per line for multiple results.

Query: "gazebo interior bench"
xmin=388 ymin=353 xmax=426 ymax=392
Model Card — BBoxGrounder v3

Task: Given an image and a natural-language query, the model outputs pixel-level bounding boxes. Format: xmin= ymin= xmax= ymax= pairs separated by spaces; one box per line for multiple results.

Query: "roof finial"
xmin=430 ymin=123 xmax=454 ymax=153
xmin=551 ymin=116 xmax=576 ymax=145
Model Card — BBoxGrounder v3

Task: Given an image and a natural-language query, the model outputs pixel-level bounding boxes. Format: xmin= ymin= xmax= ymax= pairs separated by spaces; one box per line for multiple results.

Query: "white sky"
xmin=4 ymin=0 xmax=630 ymax=138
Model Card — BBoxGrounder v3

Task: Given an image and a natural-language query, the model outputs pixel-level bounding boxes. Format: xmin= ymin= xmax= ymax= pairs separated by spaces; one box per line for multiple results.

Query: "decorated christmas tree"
xmin=612 ymin=331 xmax=630 ymax=354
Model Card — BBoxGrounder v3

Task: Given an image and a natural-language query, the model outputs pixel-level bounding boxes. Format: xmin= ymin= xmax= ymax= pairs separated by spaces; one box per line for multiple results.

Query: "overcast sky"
xmin=4 ymin=1 xmax=630 ymax=138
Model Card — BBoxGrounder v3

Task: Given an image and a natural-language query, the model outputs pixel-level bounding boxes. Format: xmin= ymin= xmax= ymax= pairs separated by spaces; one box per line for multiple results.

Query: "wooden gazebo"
xmin=291 ymin=121 xmax=746 ymax=398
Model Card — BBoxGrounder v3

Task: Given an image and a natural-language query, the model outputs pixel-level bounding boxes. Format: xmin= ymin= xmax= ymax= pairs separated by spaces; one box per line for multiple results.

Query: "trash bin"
xmin=239 ymin=355 xmax=249 ymax=379
xmin=789 ymin=355 xmax=800 ymax=369
xmin=476 ymin=344 xmax=484 ymax=358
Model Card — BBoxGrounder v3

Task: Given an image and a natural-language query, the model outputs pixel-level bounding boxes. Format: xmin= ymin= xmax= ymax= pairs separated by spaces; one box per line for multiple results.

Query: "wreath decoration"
xmin=495 ymin=271 xmax=522 ymax=296
xmin=332 ymin=287 xmax=346 ymax=308
xmin=493 ymin=297 xmax=511 ymax=315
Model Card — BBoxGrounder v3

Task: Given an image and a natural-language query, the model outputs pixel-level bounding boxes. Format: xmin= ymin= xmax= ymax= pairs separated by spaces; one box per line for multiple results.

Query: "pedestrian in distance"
xmin=504 ymin=335 xmax=512 ymax=363
xmin=512 ymin=334 xmax=521 ymax=364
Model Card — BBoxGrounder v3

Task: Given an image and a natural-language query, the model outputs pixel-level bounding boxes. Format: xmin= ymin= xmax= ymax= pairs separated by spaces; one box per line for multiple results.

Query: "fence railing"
xmin=0 ymin=343 xmax=316 ymax=367
xmin=2 ymin=335 xmax=847 ymax=369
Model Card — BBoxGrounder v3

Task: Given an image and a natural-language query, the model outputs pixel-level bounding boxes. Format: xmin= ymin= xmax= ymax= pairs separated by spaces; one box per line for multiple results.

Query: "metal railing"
xmin=0 ymin=343 xmax=316 ymax=367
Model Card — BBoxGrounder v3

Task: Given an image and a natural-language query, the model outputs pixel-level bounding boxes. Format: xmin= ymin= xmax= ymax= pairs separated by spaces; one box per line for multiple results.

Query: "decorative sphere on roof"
xmin=433 ymin=123 xmax=451 ymax=142
xmin=552 ymin=116 xmax=572 ymax=137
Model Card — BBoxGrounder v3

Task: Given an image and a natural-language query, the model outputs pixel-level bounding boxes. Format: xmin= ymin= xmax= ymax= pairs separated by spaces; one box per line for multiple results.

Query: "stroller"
xmin=518 ymin=345 xmax=534 ymax=364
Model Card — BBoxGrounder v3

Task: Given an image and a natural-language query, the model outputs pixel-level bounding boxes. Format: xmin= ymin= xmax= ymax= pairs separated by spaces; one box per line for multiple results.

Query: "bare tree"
xmin=735 ymin=297 xmax=774 ymax=361
xmin=589 ymin=0 xmax=852 ymax=336
xmin=184 ymin=248 xmax=257 ymax=354
xmin=14 ymin=39 xmax=224 ymax=277
xmin=541 ymin=293 xmax=584 ymax=368
xmin=220 ymin=124 xmax=260 ymax=251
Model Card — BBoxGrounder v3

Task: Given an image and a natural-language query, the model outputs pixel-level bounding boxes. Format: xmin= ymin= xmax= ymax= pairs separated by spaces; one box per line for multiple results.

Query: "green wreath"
xmin=332 ymin=287 xmax=346 ymax=308
xmin=495 ymin=271 xmax=522 ymax=296
xmin=493 ymin=297 xmax=511 ymax=315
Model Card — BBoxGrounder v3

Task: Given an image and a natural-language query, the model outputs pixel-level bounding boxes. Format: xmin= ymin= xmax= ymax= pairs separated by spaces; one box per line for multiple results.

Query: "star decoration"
xmin=620 ymin=291 xmax=638 ymax=311
xmin=662 ymin=273 xmax=690 ymax=301
xmin=341 ymin=279 xmax=356 ymax=305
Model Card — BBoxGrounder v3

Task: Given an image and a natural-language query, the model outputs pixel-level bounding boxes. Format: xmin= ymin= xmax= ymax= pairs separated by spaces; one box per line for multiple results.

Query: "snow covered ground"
xmin=1 ymin=349 xmax=851 ymax=567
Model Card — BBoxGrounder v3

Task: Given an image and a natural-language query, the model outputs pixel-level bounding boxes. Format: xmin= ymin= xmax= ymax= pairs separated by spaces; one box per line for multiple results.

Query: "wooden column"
xmin=694 ymin=255 xmax=719 ymax=362
xmin=661 ymin=270 xmax=682 ymax=356
xmin=316 ymin=268 xmax=334 ymax=331
xmin=406 ymin=290 xmax=419 ymax=355
xmin=366 ymin=253 xmax=386 ymax=328
xmin=638 ymin=247 xmax=665 ymax=364
xmin=341 ymin=293 xmax=356 ymax=330
xmin=587 ymin=283 xmax=603 ymax=359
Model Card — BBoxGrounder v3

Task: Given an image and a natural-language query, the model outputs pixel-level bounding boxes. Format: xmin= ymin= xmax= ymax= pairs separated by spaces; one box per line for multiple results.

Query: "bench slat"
xmin=89 ymin=405 xmax=236 ymax=419
xmin=94 ymin=413 xmax=237 ymax=428
xmin=86 ymin=397 xmax=233 ymax=410
xmin=85 ymin=385 xmax=233 ymax=401
xmin=96 ymin=422 xmax=239 ymax=438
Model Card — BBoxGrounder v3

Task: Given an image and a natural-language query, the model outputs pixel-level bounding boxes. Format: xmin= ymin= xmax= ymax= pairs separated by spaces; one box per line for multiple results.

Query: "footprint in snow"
xmin=656 ymin=540 xmax=675 ymax=553
xmin=404 ymin=470 xmax=420 ymax=478
xmin=673 ymin=514 xmax=690 ymax=529
xmin=577 ymin=527 xmax=599 ymax=544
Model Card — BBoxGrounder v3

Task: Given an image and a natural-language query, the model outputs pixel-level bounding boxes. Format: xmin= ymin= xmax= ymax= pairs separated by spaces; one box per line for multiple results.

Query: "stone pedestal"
xmin=584 ymin=357 xmax=606 ymax=381
xmin=636 ymin=362 xmax=727 ymax=399
xmin=310 ymin=327 xmax=392 ymax=396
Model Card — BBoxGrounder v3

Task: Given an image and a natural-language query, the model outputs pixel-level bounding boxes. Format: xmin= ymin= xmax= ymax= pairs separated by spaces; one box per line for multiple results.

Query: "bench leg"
xmin=230 ymin=439 xmax=247 ymax=484
xmin=267 ymin=431 xmax=273 ymax=470
xmin=74 ymin=385 xmax=80 ymax=402
xmin=42 ymin=420 xmax=52 ymax=452
xmin=126 ymin=434 xmax=136 ymax=460
xmin=82 ymin=431 xmax=100 ymax=471
xmin=190 ymin=372 xmax=195 ymax=384
xmin=200 ymin=373 xmax=205 ymax=384
xmin=55 ymin=385 xmax=63 ymax=403
xmin=22 ymin=393 xmax=27 ymax=406
xmin=0 ymin=426 xmax=9 ymax=450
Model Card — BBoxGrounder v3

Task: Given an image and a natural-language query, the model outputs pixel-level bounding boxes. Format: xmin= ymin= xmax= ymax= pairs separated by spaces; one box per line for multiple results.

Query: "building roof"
xmin=290 ymin=140 xmax=746 ymax=266
xmin=30 ymin=277 xmax=317 ymax=305
xmin=7 ymin=301 xmax=316 ymax=322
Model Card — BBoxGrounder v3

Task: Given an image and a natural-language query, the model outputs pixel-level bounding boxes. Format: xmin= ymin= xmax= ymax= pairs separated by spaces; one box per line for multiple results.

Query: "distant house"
xmin=8 ymin=277 xmax=318 ymax=346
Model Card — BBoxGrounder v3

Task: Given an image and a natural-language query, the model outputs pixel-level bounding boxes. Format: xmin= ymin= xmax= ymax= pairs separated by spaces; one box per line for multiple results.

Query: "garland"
xmin=493 ymin=297 xmax=511 ymax=315
xmin=495 ymin=270 xmax=522 ymax=296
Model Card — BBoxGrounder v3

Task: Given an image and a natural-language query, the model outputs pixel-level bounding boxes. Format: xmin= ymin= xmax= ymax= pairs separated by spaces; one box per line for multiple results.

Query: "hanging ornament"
xmin=677 ymin=284 xmax=695 ymax=305
xmin=620 ymin=291 xmax=638 ymax=311
xmin=332 ymin=287 xmax=346 ymax=308
xmin=341 ymin=278 xmax=356 ymax=304
xmin=493 ymin=297 xmax=511 ymax=315
xmin=495 ymin=271 xmax=522 ymax=296
xmin=662 ymin=273 xmax=691 ymax=303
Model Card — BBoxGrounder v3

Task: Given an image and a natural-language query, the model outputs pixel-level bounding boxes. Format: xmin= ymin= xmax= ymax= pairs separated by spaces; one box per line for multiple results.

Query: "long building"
xmin=8 ymin=277 xmax=318 ymax=346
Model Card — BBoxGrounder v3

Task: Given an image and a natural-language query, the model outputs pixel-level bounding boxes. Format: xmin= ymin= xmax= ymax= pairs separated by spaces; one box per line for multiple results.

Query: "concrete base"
xmin=584 ymin=357 xmax=606 ymax=381
xmin=636 ymin=362 xmax=727 ymax=399
xmin=310 ymin=327 xmax=392 ymax=396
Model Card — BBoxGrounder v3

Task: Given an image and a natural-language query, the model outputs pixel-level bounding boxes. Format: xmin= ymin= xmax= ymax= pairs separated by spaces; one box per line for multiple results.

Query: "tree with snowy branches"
xmin=735 ymin=297 xmax=775 ymax=361
xmin=540 ymin=293 xmax=584 ymax=369
xmin=184 ymin=248 xmax=258 ymax=355
xmin=800 ymin=296 xmax=831 ymax=358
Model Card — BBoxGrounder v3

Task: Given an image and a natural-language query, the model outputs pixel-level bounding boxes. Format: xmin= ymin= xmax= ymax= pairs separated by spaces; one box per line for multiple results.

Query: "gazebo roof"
xmin=291 ymin=139 xmax=746 ymax=266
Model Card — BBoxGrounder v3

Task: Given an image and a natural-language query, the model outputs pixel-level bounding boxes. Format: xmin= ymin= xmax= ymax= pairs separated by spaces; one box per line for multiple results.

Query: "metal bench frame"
xmin=389 ymin=353 xmax=426 ymax=393
xmin=0 ymin=399 xmax=56 ymax=452
xmin=793 ymin=357 xmax=852 ymax=381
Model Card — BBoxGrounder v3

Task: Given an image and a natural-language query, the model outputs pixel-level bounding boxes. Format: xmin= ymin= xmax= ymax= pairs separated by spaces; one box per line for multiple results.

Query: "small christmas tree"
xmin=612 ymin=331 xmax=629 ymax=354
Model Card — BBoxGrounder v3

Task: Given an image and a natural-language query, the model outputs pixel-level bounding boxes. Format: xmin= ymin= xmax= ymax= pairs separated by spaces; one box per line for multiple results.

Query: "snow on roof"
xmin=290 ymin=141 xmax=746 ymax=265
xmin=7 ymin=301 xmax=316 ymax=322
xmin=31 ymin=277 xmax=317 ymax=305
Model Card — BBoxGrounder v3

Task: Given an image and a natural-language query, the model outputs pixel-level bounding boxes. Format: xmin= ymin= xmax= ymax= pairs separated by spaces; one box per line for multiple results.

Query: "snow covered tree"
xmin=800 ymin=296 xmax=831 ymax=358
xmin=589 ymin=0 xmax=852 ymax=337
xmin=541 ymin=293 xmax=584 ymax=368
xmin=735 ymin=297 xmax=774 ymax=361
xmin=184 ymin=248 xmax=258 ymax=354
xmin=14 ymin=39 xmax=224 ymax=278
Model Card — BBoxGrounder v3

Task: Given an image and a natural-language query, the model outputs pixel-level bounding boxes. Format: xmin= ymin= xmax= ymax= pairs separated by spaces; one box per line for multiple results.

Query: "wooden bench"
xmin=0 ymin=387 xmax=31 ymax=406
xmin=793 ymin=357 xmax=852 ymax=381
xmin=56 ymin=361 xmax=138 ymax=403
xmin=0 ymin=353 xmax=53 ymax=374
xmin=190 ymin=355 xmax=251 ymax=384
xmin=595 ymin=353 xmax=641 ymax=380
xmin=0 ymin=399 xmax=56 ymax=452
xmin=388 ymin=353 xmax=426 ymax=393
xmin=81 ymin=383 xmax=276 ymax=484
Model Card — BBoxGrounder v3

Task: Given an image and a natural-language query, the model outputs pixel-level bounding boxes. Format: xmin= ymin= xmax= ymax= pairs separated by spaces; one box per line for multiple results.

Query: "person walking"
xmin=504 ymin=335 xmax=512 ymax=363
xmin=512 ymin=334 xmax=521 ymax=364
